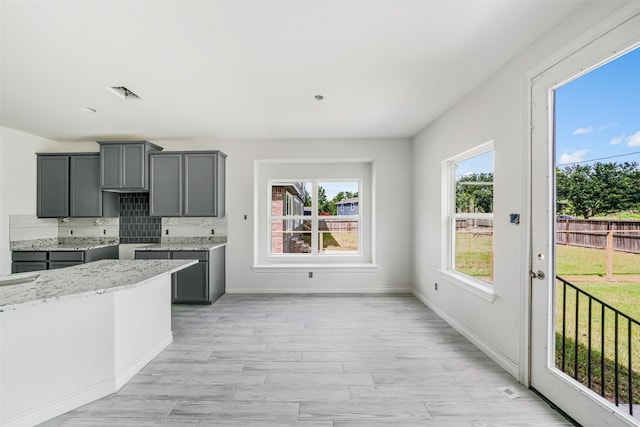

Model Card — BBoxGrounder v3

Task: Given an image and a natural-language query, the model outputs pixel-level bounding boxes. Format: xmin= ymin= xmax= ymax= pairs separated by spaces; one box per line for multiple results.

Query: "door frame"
xmin=523 ymin=4 xmax=640 ymax=426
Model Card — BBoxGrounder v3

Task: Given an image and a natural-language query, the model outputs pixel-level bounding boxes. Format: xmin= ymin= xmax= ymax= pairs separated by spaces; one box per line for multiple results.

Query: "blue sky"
xmin=555 ymin=46 xmax=640 ymax=167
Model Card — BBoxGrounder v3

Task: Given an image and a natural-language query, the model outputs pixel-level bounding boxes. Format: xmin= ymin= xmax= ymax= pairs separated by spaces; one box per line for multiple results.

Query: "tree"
xmin=556 ymin=162 xmax=640 ymax=218
xmin=456 ymin=173 xmax=493 ymax=213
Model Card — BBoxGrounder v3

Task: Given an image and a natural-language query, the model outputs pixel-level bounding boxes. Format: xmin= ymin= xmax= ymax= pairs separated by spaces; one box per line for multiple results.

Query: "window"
xmin=270 ymin=181 xmax=360 ymax=255
xmin=255 ymin=161 xmax=373 ymax=268
xmin=444 ymin=142 xmax=494 ymax=285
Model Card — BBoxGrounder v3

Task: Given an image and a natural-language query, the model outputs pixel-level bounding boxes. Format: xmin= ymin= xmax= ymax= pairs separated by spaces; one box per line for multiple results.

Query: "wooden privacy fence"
xmin=556 ymin=218 xmax=640 ymax=281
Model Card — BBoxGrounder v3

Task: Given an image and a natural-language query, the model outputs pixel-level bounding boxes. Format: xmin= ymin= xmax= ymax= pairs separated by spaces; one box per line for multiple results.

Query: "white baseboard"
xmin=227 ymin=286 xmax=412 ymax=294
xmin=114 ymin=333 xmax=173 ymax=390
xmin=2 ymin=379 xmax=115 ymax=427
xmin=412 ymin=287 xmax=520 ymax=379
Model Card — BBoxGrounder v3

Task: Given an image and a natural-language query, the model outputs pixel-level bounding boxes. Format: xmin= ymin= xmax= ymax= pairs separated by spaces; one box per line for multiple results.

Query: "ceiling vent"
xmin=105 ymin=86 xmax=141 ymax=100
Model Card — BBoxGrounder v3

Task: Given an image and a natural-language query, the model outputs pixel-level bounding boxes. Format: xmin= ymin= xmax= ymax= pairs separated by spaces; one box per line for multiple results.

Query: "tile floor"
xmin=41 ymin=294 xmax=572 ymax=426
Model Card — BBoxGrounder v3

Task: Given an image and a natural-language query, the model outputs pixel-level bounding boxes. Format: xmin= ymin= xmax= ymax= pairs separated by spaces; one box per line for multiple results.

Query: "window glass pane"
xmin=455 ymin=151 xmax=493 ymax=214
xmin=317 ymin=181 xmax=359 ymax=216
xmin=454 ymin=218 xmax=493 ymax=283
xmin=318 ymin=219 xmax=359 ymax=253
xmin=271 ymin=219 xmax=311 ymax=254
xmin=271 ymin=182 xmax=309 ymax=217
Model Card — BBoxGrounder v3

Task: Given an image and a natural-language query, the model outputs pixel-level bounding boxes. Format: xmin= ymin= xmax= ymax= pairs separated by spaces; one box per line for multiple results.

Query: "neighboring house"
xmin=336 ymin=197 xmax=359 ymax=216
xmin=271 ymin=182 xmax=309 ymax=253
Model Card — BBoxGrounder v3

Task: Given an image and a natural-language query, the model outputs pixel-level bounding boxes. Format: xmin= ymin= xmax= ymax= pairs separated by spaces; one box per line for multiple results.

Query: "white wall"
xmin=0 ymin=127 xmax=59 ymax=275
xmin=410 ymin=1 xmax=631 ymax=379
xmin=159 ymin=138 xmax=413 ymax=293
xmin=57 ymin=137 xmax=414 ymax=293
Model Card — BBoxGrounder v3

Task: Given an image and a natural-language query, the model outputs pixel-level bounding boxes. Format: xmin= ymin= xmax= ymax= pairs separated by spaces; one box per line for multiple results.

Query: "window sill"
xmin=252 ymin=263 xmax=378 ymax=273
xmin=438 ymin=269 xmax=496 ymax=302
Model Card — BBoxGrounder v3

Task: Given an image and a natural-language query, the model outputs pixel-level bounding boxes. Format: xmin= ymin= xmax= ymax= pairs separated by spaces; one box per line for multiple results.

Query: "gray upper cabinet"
xmin=37 ymin=155 xmax=69 ymax=218
xmin=70 ymin=155 xmax=118 ymax=217
xmin=149 ymin=151 xmax=226 ymax=217
xmin=184 ymin=152 xmax=225 ymax=217
xmin=149 ymin=153 xmax=183 ymax=217
xmin=98 ymin=141 xmax=163 ymax=191
xmin=38 ymin=153 xmax=118 ymax=218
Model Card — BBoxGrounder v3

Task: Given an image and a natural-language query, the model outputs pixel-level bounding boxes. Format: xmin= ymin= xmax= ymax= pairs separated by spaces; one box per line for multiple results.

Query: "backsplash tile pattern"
xmin=119 ymin=193 xmax=161 ymax=244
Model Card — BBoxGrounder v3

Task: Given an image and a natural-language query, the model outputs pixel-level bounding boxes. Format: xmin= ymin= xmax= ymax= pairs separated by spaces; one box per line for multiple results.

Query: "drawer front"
xmin=171 ymin=251 xmax=209 ymax=261
xmin=12 ymin=251 xmax=48 ymax=262
xmin=49 ymin=261 xmax=83 ymax=269
xmin=12 ymin=261 xmax=48 ymax=273
xmin=49 ymin=251 xmax=85 ymax=262
xmin=135 ymin=250 xmax=170 ymax=260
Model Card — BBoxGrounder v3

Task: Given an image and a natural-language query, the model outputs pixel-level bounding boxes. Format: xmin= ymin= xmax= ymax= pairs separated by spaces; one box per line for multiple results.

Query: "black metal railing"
xmin=556 ymin=275 xmax=640 ymax=417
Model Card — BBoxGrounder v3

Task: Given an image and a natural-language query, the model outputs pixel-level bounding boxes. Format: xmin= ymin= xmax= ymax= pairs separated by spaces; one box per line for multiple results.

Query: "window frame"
xmin=254 ymin=160 xmax=375 ymax=271
xmin=268 ymin=180 xmax=362 ymax=257
xmin=440 ymin=141 xmax=496 ymax=301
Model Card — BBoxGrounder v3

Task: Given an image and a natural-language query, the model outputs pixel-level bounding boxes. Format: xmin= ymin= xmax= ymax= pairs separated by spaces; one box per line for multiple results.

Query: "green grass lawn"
xmin=455 ymin=232 xmax=493 ymax=281
xmin=555 ymin=244 xmax=640 ymax=405
xmin=556 ymin=244 xmax=640 ymax=276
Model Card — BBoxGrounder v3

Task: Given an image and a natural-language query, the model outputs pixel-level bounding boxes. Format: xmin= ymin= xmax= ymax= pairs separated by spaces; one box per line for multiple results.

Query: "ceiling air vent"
xmin=105 ymin=86 xmax=141 ymax=100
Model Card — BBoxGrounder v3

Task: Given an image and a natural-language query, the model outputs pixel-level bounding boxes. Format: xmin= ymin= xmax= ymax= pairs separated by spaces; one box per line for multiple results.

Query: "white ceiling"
xmin=1 ymin=0 xmax=587 ymax=142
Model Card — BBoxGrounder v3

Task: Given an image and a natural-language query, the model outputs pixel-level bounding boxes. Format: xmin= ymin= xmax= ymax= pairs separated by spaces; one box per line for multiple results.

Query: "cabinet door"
xmin=122 ymin=144 xmax=145 ymax=189
xmin=183 ymin=153 xmax=218 ymax=217
xmin=37 ymin=155 xmax=69 ymax=218
xmin=100 ymin=144 xmax=122 ymax=188
xmin=172 ymin=251 xmax=209 ymax=303
xmin=12 ymin=262 xmax=48 ymax=273
xmin=149 ymin=153 xmax=182 ymax=216
xmin=70 ymin=155 xmax=102 ymax=217
xmin=172 ymin=261 xmax=209 ymax=303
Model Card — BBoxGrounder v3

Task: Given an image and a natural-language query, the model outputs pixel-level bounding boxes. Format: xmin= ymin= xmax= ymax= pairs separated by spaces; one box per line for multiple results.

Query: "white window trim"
xmin=441 ymin=140 xmax=495 ymax=301
xmin=253 ymin=159 xmax=375 ymax=270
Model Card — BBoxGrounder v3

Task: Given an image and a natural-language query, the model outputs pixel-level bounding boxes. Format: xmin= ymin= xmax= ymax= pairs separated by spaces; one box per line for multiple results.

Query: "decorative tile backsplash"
xmin=119 ymin=193 xmax=161 ymax=244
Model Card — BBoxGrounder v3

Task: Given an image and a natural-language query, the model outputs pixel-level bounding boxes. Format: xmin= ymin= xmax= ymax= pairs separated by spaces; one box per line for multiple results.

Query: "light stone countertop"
xmin=136 ymin=237 xmax=227 ymax=251
xmin=10 ymin=237 xmax=119 ymax=251
xmin=0 ymin=259 xmax=196 ymax=312
xmin=137 ymin=242 xmax=227 ymax=251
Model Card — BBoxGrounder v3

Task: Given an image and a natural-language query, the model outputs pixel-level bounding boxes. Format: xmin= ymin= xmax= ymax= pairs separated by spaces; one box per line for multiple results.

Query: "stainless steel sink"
xmin=0 ymin=274 xmax=39 ymax=287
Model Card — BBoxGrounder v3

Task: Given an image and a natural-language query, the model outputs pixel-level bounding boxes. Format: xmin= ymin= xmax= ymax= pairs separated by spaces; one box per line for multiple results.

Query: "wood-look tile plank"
xmin=40 ymin=294 xmax=572 ymax=426
xmin=169 ymin=401 xmax=299 ymax=421
xmin=299 ymin=401 xmax=433 ymax=421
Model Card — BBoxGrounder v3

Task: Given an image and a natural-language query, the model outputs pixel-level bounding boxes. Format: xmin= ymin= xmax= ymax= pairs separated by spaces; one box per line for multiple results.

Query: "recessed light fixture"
xmin=105 ymin=86 xmax=141 ymax=100
xmin=80 ymin=107 xmax=97 ymax=113
xmin=314 ymin=95 xmax=324 ymax=100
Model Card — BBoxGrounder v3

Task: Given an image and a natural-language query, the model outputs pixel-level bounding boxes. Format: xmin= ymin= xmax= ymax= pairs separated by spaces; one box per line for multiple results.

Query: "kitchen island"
xmin=0 ymin=259 xmax=197 ymax=427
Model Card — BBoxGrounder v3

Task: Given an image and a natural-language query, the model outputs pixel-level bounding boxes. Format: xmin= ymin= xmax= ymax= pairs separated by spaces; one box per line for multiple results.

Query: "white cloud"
xmin=610 ymin=135 xmax=624 ymax=145
xmin=559 ymin=149 xmax=590 ymax=165
xmin=573 ymin=126 xmax=594 ymax=135
xmin=627 ymin=130 xmax=640 ymax=147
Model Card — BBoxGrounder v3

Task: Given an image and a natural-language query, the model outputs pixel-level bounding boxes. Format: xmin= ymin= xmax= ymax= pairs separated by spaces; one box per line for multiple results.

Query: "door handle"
xmin=530 ymin=270 xmax=546 ymax=280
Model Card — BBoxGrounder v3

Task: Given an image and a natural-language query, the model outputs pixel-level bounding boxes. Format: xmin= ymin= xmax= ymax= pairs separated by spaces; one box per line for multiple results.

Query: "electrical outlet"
xmin=103 ymin=229 xmax=106 ymax=235
xmin=165 ymin=229 xmax=169 ymax=235
xmin=69 ymin=230 xmax=73 ymax=235
xmin=308 ymin=272 xmax=313 ymax=278
xmin=211 ymin=229 xmax=215 ymax=235
xmin=435 ymin=283 xmax=438 ymax=291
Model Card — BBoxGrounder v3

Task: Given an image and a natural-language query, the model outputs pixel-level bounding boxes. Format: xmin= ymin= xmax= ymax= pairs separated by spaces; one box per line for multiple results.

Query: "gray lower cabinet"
xmin=37 ymin=153 xmax=118 ymax=218
xmin=11 ymin=246 xmax=119 ymax=273
xmin=135 ymin=247 xmax=225 ymax=304
xmin=149 ymin=151 xmax=226 ymax=217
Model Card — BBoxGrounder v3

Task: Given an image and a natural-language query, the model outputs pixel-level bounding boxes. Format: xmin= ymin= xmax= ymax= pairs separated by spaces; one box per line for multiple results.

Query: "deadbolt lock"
xmin=530 ymin=270 xmax=546 ymax=280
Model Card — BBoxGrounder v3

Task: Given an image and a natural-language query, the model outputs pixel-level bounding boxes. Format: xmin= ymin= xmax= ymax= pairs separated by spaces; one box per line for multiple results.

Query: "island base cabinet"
xmin=172 ymin=260 xmax=208 ymax=303
xmin=0 ymin=275 xmax=172 ymax=427
xmin=135 ymin=247 xmax=225 ymax=304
